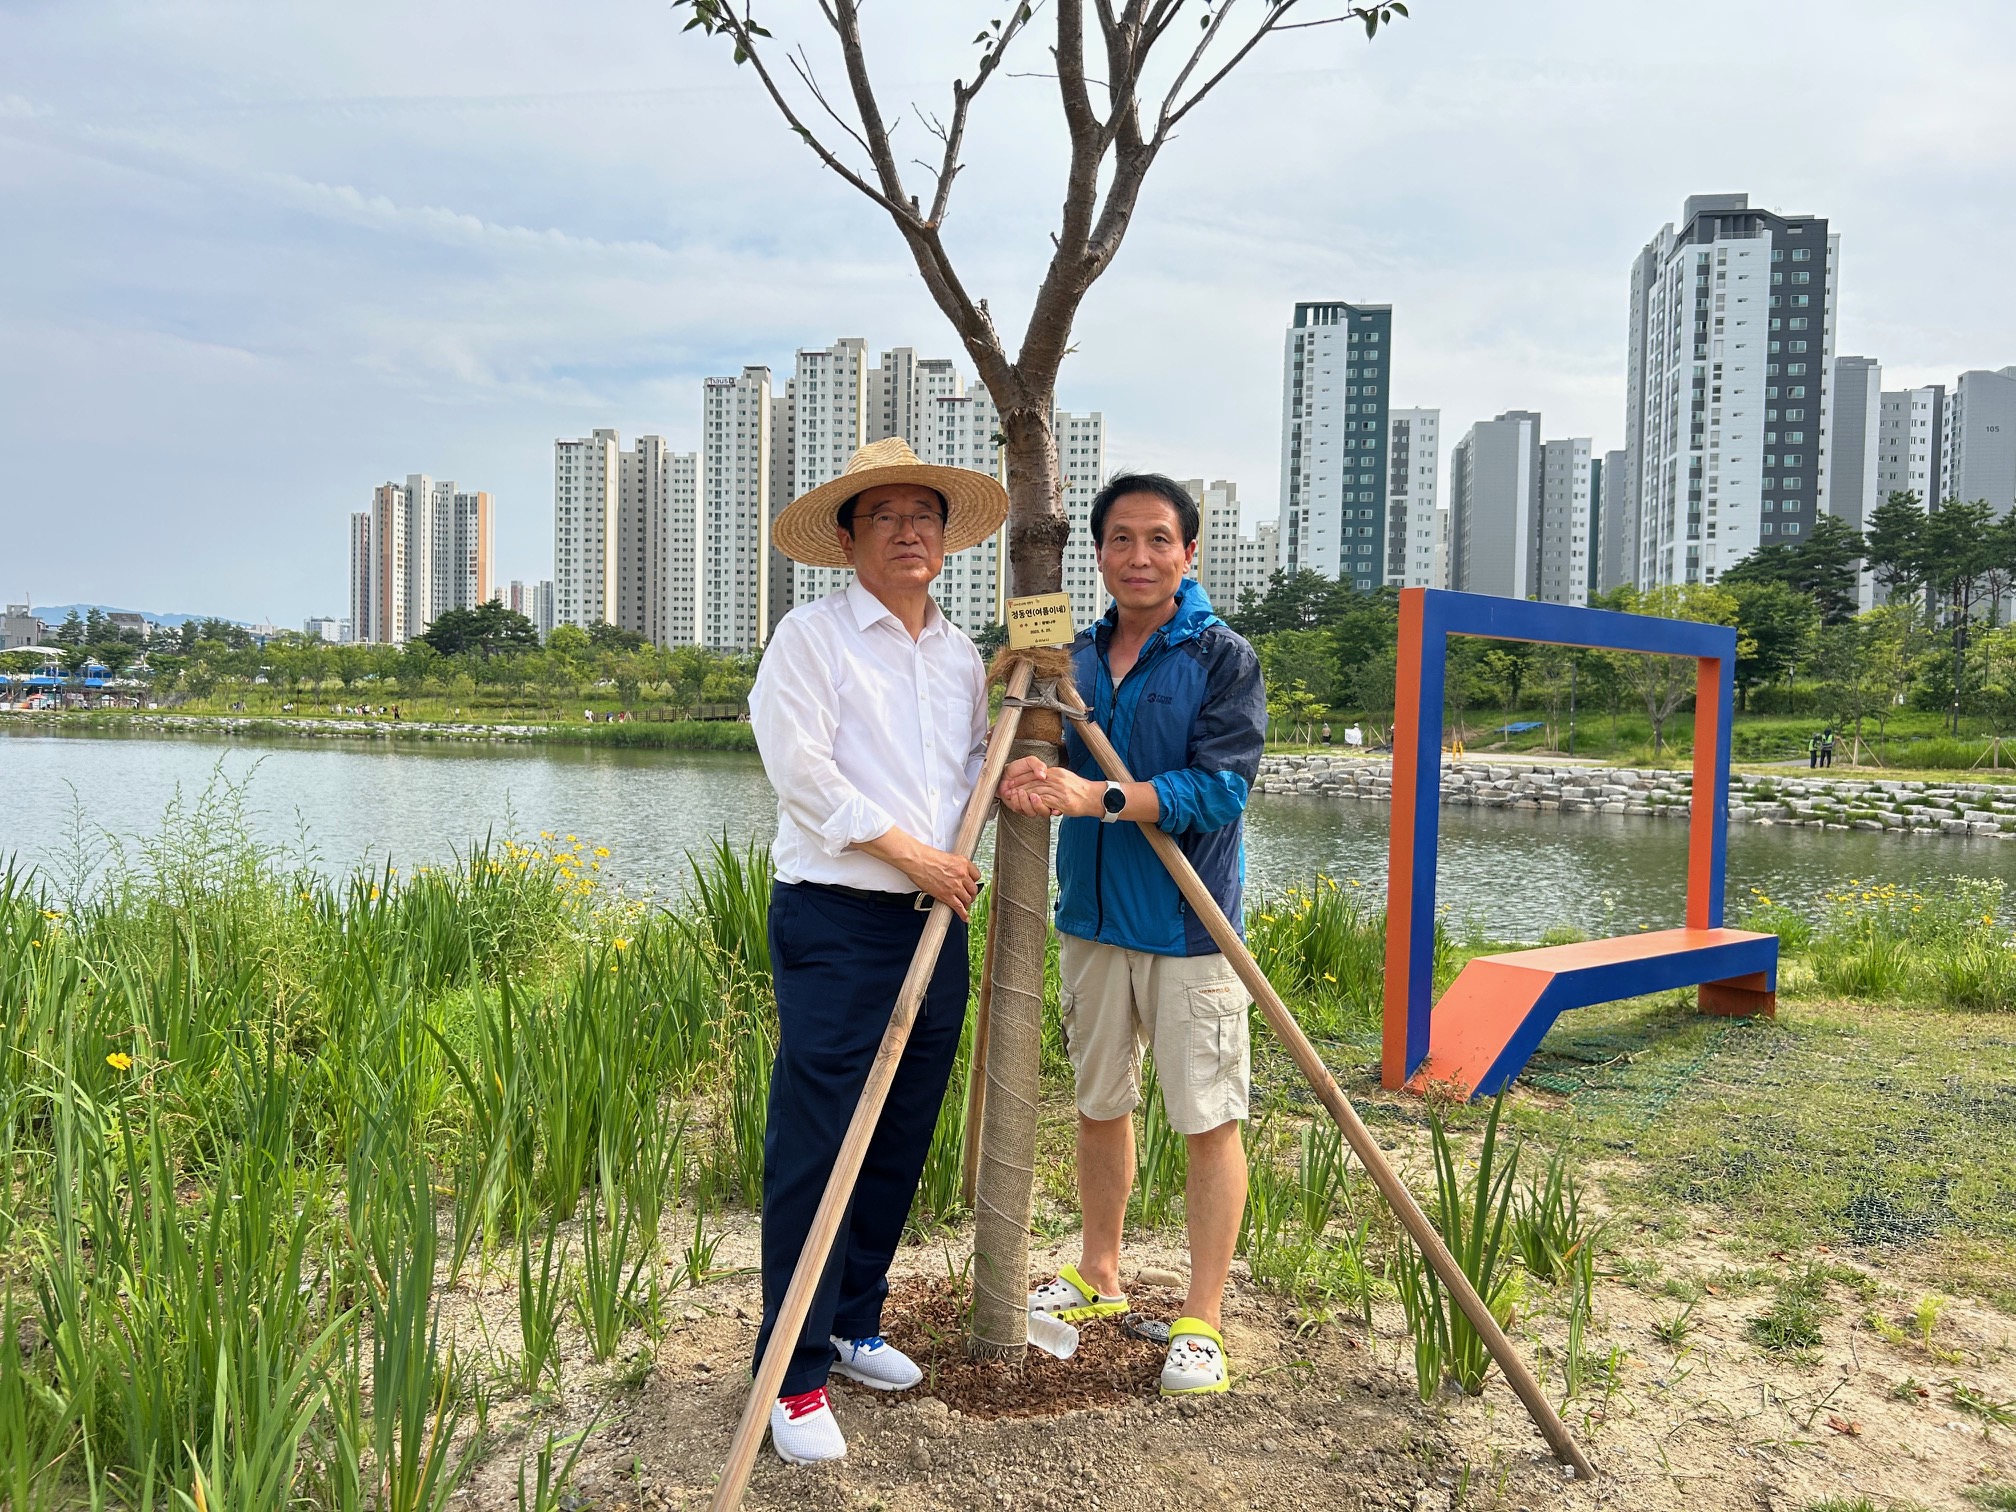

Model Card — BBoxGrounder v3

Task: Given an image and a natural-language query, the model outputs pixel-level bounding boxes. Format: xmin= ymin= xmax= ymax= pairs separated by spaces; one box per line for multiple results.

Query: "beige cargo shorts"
xmin=1058 ymin=932 xmax=1251 ymax=1135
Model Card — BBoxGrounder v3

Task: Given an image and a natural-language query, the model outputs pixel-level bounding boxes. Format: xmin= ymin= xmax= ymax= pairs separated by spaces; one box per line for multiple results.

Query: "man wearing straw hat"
xmin=747 ymin=436 xmax=1009 ymax=1465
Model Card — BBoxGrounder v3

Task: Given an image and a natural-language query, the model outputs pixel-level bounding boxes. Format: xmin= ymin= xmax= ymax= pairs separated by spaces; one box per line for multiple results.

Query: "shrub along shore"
xmin=3 ymin=777 xmax=2012 ymax=1508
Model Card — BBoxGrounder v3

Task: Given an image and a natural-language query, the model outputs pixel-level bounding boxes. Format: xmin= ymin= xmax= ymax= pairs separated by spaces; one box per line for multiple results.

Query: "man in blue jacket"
xmin=998 ymin=473 xmax=1267 ymax=1397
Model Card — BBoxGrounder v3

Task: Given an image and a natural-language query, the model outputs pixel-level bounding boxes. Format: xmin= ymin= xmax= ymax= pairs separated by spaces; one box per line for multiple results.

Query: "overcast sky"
xmin=4 ymin=0 xmax=2013 ymax=624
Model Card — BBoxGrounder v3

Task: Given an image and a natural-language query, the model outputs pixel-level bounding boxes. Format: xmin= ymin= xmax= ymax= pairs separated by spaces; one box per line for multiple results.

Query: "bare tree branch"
xmin=680 ymin=6 xmax=915 ymax=221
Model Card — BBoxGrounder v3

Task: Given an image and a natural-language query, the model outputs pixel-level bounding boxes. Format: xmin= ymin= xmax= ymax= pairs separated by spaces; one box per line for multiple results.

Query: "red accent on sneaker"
xmin=779 ymin=1387 xmax=829 ymax=1421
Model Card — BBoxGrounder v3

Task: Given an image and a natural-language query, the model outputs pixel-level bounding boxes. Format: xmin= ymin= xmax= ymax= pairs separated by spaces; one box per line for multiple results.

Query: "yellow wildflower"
xmin=594 ymin=846 xmax=611 ymax=859
xmin=106 ymin=1052 xmax=133 ymax=1071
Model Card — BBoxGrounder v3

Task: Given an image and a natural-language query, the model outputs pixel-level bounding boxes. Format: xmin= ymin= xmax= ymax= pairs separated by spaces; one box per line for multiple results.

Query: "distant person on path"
xmin=1808 ymin=731 xmax=1823 ymax=769
xmin=1344 ymin=722 xmax=1364 ymax=748
xmin=1820 ymin=727 xmax=1837 ymax=768
xmin=747 ymin=437 xmax=1008 ymax=1466
xmin=1000 ymin=473 xmax=1267 ymax=1400
xmin=1320 ymin=720 xmax=1332 ymax=744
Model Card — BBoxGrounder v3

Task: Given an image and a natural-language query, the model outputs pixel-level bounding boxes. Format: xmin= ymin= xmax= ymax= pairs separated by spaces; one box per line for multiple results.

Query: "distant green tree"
xmin=1258 ymin=628 xmax=1338 ymax=707
xmin=1719 ymin=514 xmax=1865 ymax=625
xmin=416 ymin=600 xmax=540 ymax=660
xmin=586 ymin=621 xmax=650 ymax=652
xmin=1604 ymin=583 xmax=1747 ymax=755
xmin=52 ymin=611 xmax=84 ymax=647
xmin=1921 ymin=498 xmax=2000 ymax=730
xmin=1728 ymin=580 xmax=1819 ymax=711
xmin=1863 ymin=491 xmax=1928 ymax=606
xmin=1227 ymin=569 xmax=1361 ymax=636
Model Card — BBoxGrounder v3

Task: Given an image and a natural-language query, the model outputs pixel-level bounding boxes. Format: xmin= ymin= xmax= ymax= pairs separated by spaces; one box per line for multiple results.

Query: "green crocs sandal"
xmin=1028 ymin=1263 xmax=1129 ymax=1323
xmin=1160 ymin=1317 xmax=1230 ymax=1396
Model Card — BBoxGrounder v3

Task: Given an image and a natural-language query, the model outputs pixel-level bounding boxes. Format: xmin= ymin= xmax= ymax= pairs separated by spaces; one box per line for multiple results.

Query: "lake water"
xmin=7 ymin=725 xmax=2016 ymax=940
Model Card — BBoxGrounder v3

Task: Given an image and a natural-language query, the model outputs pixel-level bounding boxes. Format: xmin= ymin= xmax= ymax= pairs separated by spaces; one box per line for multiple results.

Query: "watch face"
xmin=1104 ymin=784 xmax=1126 ymax=813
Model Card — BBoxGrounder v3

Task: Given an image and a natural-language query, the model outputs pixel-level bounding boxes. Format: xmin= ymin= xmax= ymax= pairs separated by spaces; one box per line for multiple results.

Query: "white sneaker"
xmin=829 ymin=1334 xmax=922 ymax=1391
xmin=770 ymin=1387 xmax=847 ymax=1464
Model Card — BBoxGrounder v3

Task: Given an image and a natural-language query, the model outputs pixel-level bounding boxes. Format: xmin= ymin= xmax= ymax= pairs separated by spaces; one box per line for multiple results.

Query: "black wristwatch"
xmin=1100 ymin=781 xmax=1127 ymax=822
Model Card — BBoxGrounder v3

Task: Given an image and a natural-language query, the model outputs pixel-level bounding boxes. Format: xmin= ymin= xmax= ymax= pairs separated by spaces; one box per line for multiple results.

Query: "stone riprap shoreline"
xmin=1254 ymin=754 xmax=2016 ymax=840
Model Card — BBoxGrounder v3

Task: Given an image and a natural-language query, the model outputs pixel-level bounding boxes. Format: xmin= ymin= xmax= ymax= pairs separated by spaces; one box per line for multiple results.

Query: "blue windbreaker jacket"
xmin=1053 ymin=578 xmax=1267 ymax=957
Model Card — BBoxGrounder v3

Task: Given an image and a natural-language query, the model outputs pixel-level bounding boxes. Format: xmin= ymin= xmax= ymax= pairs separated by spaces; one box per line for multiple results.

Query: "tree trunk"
xmin=1001 ymin=410 xmax=1070 ymax=597
xmin=968 ymin=736 xmax=1057 ymax=1362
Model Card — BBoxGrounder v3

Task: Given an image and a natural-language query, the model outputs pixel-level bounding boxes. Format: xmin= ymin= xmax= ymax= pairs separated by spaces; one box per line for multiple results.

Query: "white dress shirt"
xmin=750 ymin=581 xmax=989 ymax=893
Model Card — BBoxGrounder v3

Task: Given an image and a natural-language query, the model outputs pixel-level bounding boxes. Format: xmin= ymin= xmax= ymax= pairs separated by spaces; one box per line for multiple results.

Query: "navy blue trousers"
xmin=755 ymin=882 xmax=969 ymax=1395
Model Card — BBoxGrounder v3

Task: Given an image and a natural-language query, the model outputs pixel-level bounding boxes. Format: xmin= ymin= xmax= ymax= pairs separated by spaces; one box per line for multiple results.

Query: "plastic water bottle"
xmin=1026 ymin=1310 xmax=1079 ymax=1360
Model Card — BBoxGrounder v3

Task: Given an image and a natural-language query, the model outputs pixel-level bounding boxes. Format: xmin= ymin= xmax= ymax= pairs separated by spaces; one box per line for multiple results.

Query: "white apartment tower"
xmin=702 ymin=368 xmax=774 ymax=653
xmin=554 ymin=431 xmax=619 ymax=630
xmin=766 ymin=381 xmax=796 ymax=637
xmin=349 ymin=474 xmax=492 ymax=644
xmin=1189 ymin=479 xmax=1242 ymax=609
xmin=928 ymin=385 xmax=1006 ymax=636
xmin=1057 ymin=411 xmax=1109 ymax=626
xmin=1449 ymin=412 xmax=1540 ymax=601
xmin=1943 ymin=367 xmax=2016 ymax=515
xmin=1388 ymin=408 xmax=1441 ymax=588
xmin=1537 ymin=438 xmax=1594 ymax=605
xmin=1624 ymin=193 xmax=1838 ymax=587
xmin=555 ymin=430 xmax=697 ymax=646
xmin=791 ymin=338 xmax=871 ymax=607
xmin=1234 ymin=520 xmax=1282 ymax=610
xmin=1279 ymin=301 xmax=1392 ymax=589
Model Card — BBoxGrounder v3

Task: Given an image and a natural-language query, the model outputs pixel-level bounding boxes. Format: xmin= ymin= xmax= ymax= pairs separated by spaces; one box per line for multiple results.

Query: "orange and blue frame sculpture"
xmin=1381 ymin=589 xmax=1779 ymax=1099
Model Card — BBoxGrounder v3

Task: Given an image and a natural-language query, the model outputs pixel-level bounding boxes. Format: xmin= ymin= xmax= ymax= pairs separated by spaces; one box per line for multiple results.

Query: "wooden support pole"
xmin=709 ymin=659 xmax=1035 ymax=1512
xmin=959 ymin=850 xmax=1002 ymax=1209
xmin=1053 ymin=680 xmax=1596 ymax=1483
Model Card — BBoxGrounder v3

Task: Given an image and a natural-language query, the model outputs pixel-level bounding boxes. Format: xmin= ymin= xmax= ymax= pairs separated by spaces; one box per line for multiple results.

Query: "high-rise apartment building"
xmin=1624 ymin=193 xmax=1838 ymax=587
xmin=554 ymin=431 xmax=618 ymax=631
xmin=1057 ymin=411 xmax=1109 ymax=626
xmin=349 ymin=474 xmax=492 ymax=644
xmin=928 ymin=385 xmax=1006 ymax=636
xmin=1388 ymin=408 xmax=1441 ymax=589
xmin=1943 ymin=367 xmax=2016 ymax=515
xmin=1189 ymin=479 xmax=1242 ymax=608
xmin=1234 ymin=520 xmax=1282 ymax=610
xmin=1878 ymin=385 xmax=1945 ymax=505
xmin=791 ymin=338 xmax=871 ymax=608
xmin=766 ymin=381 xmax=796 ymax=637
xmin=1279 ymin=301 xmax=1391 ymax=589
xmin=554 ymin=430 xmax=698 ymax=646
xmin=1449 ymin=412 xmax=1541 ymax=600
xmin=1828 ymin=356 xmax=1883 ymax=610
xmin=702 ymin=369 xmax=774 ymax=653
xmin=1537 ymin=437 xmax=1594 ymax=606
xmin=1595 ymin=448 xmax=1631 ymax=593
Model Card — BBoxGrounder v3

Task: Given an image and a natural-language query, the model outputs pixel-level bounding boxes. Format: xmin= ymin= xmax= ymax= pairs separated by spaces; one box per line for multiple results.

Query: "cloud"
xmin=3 ymin=0 xmax=2015 ymax=618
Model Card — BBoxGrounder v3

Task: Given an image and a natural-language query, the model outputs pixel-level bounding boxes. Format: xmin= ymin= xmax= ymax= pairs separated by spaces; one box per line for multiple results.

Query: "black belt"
xmin=794 ymin=880 xmax=936 ymax=912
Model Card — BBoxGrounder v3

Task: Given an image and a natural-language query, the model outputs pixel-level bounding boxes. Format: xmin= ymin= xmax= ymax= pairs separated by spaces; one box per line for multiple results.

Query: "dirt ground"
xmin=451 ymin=1206 xmax=2016 ymax=1512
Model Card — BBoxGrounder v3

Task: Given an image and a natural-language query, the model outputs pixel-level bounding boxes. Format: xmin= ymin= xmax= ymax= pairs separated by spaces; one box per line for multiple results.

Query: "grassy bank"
xmin=25 ymin=707 xmax=760 ymax=753
xmin=3 ymin=785 xmax=2013 ymax=1508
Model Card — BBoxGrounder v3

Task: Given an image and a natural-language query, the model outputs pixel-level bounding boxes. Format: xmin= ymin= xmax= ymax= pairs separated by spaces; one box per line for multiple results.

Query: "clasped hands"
xmin=997 ymin=755 xmax=1105 ymax=819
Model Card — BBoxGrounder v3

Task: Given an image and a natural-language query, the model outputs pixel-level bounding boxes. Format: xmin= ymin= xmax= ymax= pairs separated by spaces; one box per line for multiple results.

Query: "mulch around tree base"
xmin=876 ymin=1276 xmax=1168 ymax=1420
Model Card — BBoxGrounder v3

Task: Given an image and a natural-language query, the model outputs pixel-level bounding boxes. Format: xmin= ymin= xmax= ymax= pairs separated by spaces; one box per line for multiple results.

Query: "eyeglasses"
xmin=854 ymin=509 xmax=946 ymax=536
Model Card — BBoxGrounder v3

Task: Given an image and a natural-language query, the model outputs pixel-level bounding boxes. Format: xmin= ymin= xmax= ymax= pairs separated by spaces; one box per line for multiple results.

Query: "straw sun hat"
xmin=771 ymin=437 xmax=1010 ymax=569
